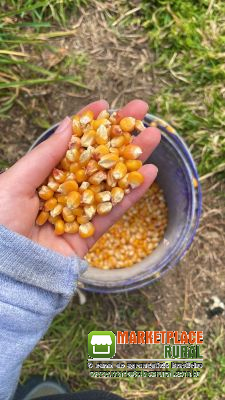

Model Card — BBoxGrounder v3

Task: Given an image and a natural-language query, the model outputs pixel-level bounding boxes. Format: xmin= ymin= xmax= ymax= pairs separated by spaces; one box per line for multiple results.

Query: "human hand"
xmin=0 ymin=99 xmax=161 ymax=258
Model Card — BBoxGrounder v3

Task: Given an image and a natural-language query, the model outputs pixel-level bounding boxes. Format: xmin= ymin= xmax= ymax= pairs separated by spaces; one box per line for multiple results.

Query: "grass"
xmin=0 ymin=0 xmax=88 ymax=115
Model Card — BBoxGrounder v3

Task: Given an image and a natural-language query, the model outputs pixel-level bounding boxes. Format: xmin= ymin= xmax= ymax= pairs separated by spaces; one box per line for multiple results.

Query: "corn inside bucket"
xmin=86 ymin=183 xmax=167 ymax=269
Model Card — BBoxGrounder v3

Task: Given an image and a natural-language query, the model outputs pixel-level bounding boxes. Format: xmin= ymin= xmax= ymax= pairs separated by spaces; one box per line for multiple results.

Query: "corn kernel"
xmin=89 ymin=183 xmax=105 ymax=193
xmin=86 ymin=159 xmax=99 ymax=176
xmin=120 ymin=117 xmax=136 ymax=132
xmin=107 ymin=170 xmax=117 ymax=188
xmin=66 ymin=148 xmax=80 ymax=162
xmin=56 ymin=194 xmax=67 ymax=205
xmin=95 ymin=125 xmax=109 ymax=145
xmin=79 ymin=147 xmax=93 ymax=165
xmin=122 ymin=144 xmax=142 ymax=160
xmin=125 ymin=160 xmax=142 ymax=171
xmin=82 ymin=189 xmax=95 ymax=205
xmin=50 ymin=204 xmax=63 ymax=218
xmin=65 ymin=221 xmax=79 ymax=234
xmin=92 ymin=118 xmax=110 ymax=130
xmin=72 ymin=115 xmax=82 ymax=136
xmin=66 ymin=172 xmax=76 ymax=181
xmin=79 ymin=181 xmax=90 ymax=192
xmin=135 ymin=119 xmax=145 ymax=131
xmin=98 ymin=153 xmax=119 ymax=169
xmin=97 ymin=202 xmax=113 ymax=215
xmin=84 ymin=204 xmax=96 ymax=219
xmin=54 ymin=219 xmax=65 ymax=235
xmin=110 ymin=125 xmax=122 ymax=137
xmin=95 ymin=191 xmax=111 ymax=203
xmin=127 ymin=171 xmax=144 ymax=188
xmin=123 ymin=132 xmax=132 ymax=144
xmin=44 ymin=198 xmax=57 ymax=211
xmin=118 ymin=174 xmax=129 ymax=189
xmin=58 ymin=180 xmax=78 ymax=194
xmin=81 ymin=130 xmax=96 ymax=147
xmin=110 ymin=135 xmax=125 ymax=148
xmin=52 ymin=168 xmax=66 ymax=183
xmin=75 ymin=169 xmax=86 ymax=183
xmin=36 ymin=211 xmax=49 ymax=226
xmin=59 ymin=157 xmax=71 ymax=171
xmin=72 ymin=207 xmax=83 ymax=216
xmin=69 ymin=162 xmax=80 ymax=174
xmin=109 ymin=147 xmax=119 ymax=155
xmin=111 ymin=187 xmax=124 ymax=205
xmin=62 ymin=207 xmax=75 ymax=222
xmin=38 ymin=185 xmax=54 ymax=200
xmin=80 ymin=110 xmax=94 ymax=125
xmin=79 ymin=222 xmax=95 ymax=238
xmin=47 ymin=178 xmax=59 ymax=192
xmin=48 ymin=215 xmax=60 ymax=225
xmin=69 ymin=136 xmax=81 ymax=149
xmin=97 ymin=110 xmax=110 ymax=119
xmin=67 ymin=191 xmax=81 ymax=209
xmin=112 ymin=162 xmax=127 ymax=180
xmin=93 ymin=145 xmax=109 ymax=161
xmin=89 ymin=170 xmax=107 ymax=185
xmin=77 ymin=215 xmax=90 ymax=224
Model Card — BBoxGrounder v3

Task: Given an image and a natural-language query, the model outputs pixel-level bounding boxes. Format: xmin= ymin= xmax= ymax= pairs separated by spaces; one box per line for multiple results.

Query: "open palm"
xmin=0 ymin=99 xmax=160 ymax=258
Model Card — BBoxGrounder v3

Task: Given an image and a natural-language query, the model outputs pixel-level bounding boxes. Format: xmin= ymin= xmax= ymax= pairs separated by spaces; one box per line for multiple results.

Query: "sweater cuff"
xmin=0 ymin=225 xmax=88 ymax=297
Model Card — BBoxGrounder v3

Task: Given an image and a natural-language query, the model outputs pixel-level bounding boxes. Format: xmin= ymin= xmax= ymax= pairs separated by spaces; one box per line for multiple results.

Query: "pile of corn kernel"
xmin=85 ymin=183 xmax=167 ymax=269
xmin=36 ymin=109 xmax=145 ymax=238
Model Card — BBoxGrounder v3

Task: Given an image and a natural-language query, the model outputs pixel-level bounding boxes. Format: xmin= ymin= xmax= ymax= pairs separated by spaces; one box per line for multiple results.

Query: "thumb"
xmin=8 ymin=116 xmax=72 ymax=192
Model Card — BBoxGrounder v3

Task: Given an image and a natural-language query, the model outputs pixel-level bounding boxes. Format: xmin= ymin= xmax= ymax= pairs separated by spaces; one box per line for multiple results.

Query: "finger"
xmin=133 ymin=127 xmax=161 ymax=162
xmin=85 ymin=163 xmax=158 ymax=249
xmin=77 ymin=99 xmax=109 ymax=117
xmin=117 ymin=99 xmax=149 ymax=120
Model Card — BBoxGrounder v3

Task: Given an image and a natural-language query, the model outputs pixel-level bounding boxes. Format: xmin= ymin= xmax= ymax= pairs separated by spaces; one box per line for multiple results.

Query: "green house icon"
xmin=88 ymin=331 xmax=116 ymax=359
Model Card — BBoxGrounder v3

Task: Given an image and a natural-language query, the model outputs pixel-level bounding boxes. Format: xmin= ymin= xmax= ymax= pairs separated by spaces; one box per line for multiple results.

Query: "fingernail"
xmin=55 ymin=116 xmax=71 ymax=134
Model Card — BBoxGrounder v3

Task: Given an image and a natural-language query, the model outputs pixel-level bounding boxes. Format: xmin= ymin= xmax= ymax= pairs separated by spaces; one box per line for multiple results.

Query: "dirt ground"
xmin=1 ymin=3 xmax=225 ymax=397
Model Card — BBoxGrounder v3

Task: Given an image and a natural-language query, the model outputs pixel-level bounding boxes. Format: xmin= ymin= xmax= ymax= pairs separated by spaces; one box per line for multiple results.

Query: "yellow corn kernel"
xmin=110 ymin=135 xmax=125 ymax=148
xmin=72 ymin=115 xmax=82 ymax=136
xmin=69 ymin=162 xmax=80 ymax=173
xmin=110 ymin=124 xmax=122 ymax=137
xmin=111 ymin=111 xmax=122 ymax=124
xmin=127 ymin=171 xmax=144 ymax=188
xmin=89 ymin=183 xmax=105 ymax=193
xmin=69 ymin=136 xmax=81 ymax=149
xmin=122 ymin=144 xmax=142 ymax=160
xmin=52 ymin=168 xmax=66 ymax=183
xmin=47 ymin=177 xmax=59 ymax=192
xmin=79 ymin=148 xmax=92 ymax=165
xmin=111 ymin=187 xmax=124 ymax=205
xmin=93 ymin=145 xmax=109 ymax=161
xmin=79 ymin=181 xmax=90 ymax=192
xmin=81 ymin=129 xmax=96 ymax=147
xmin=38 ymin=185 xmax=54 ymax=200
xmin=98 ymin=153 xmax=119 ymax=169
xmin=86 ymin=159 xmax=99 ymax=176
xmin=75 ymin=169 xmax=86 ymax=183
xmin=80 ymin=110 xmax=94 ymax=125
xmin=54 ymin=219 xmax=65 ymax=235
xmin=112 ymin=162 xmax=127 ymax=180
xmin=58 ymin=180 xmax=78 ymax=194
xmin=77 ymin=215 xmax=90 ymax=224
xmin=125 ymin=159 xmax=142 ymax=171
xmin=79 ymin=222 xmax=95 ymax=238
xmin=135 ymin=119 xmax=145 ymax=131
xmin=48 ymin=215 xmax=60 ymax=225
xmin=84 ymin=204 xmax=96 ymax=219
xmin=62 ymin=207 xmax=75 ymax=223
xmin=95 ymin=191 xmax=111 ymax=203
xmin=120 ymin=117 xmax=136 ymax=132
xmin=92 ymin=118 xmax=110 ymax=130
xmin=44 ymin=198 xmax=57 ymax=211
xmin=36 ymin=211 xmax=49 ymax=226
xmin=109 ymin=147 xmax=119 ymax=156
xmin=82 ymin=189 xmax=95 ymax=205
xmin=66 ymin=148 xmax=80 ymax=162
xmin=97 ymin=202 xmax=113 ymax=215
xmin=123 ymin=132 xmax=132 ymax=144
xmin=50 ymin=204 xmax=63 ymax=218
xmin=89 ymin=170 xmax=107 ymax=185
xmin=107 ymin=170 xmax=116 ymax=188
xmin=66 ymin=172 xmax=76 ymax=181
xmin=56 ymin=194 xmax=67 ymax=205
xmin=67 ymin=191 xmax=81 ymax=209
xmin=118 ymin=174 xmax=129 ymax=189
xmin=95 ymin=125 xmax=109 ymax=145
xmin=64 ymin=221 xmax=79 ymax=234
xmin=97 ymin=110 xmax=110 ymax=119
xmin=72 ymin=207 xmax=83 ymax=216
xmin=59 ymin=157 xmax=71 ymax=171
